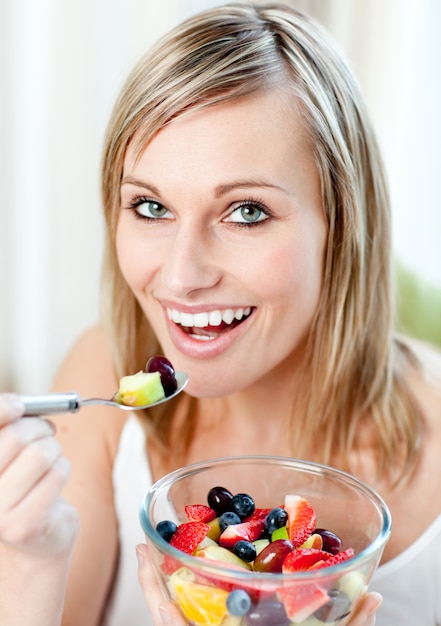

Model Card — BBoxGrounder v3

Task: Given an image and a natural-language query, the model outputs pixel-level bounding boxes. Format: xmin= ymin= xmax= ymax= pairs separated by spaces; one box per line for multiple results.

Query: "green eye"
xmin=134 ymin=200 xmax=171 ymax=219
xmin=228 ymin=202 xmax=269 ymax=224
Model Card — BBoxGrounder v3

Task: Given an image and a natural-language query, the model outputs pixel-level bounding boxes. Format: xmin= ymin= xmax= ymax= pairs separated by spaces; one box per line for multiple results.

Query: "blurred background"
xmin=1 ymin=0 xmax=440 ymax=394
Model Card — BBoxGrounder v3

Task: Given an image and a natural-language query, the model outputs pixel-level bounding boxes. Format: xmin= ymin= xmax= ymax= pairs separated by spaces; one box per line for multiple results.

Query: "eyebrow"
xmin=121 ymin=176 xmax=292 ymax=198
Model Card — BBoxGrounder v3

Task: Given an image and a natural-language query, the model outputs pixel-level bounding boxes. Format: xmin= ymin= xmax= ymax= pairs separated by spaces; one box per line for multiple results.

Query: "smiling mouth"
xmin=166 ymin=306 xmax=253 ymax=341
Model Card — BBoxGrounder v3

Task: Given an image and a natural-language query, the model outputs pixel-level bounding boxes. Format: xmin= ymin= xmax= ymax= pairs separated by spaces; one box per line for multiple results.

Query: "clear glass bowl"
xmin=140 ymin=455 xmax=391 ymax=626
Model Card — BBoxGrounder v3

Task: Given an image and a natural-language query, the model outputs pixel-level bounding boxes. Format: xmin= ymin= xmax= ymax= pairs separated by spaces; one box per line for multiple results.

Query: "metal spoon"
xmin=20 ymin=371 xmax=188 ymax=416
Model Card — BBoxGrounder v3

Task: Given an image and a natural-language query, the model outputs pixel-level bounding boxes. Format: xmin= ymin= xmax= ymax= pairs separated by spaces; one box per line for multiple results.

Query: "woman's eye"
xmin=131 ymin=198 xmax=172 ymax=220
xmin=226 ymin=202 xmax=269 ymax=225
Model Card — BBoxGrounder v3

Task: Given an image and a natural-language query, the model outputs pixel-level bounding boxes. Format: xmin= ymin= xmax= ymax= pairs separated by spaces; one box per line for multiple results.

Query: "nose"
xmin=160 ymin=225 xmax=221 ymax=297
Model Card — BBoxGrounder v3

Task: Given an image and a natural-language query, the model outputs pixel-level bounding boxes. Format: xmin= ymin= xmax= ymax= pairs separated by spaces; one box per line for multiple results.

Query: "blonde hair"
xmin=100 ymin=3 xmax=421 ymax=481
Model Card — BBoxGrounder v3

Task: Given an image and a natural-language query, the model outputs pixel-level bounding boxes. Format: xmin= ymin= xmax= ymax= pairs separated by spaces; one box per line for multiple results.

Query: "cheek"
xmin=252 ymin=233 xmax=325 ymax=311
xmin=115 ymin=221 xmax=154 ymax=292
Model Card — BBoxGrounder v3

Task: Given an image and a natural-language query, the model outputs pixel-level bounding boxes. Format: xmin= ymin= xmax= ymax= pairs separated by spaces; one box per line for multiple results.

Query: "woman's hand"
xmin=345 ymin=591 xmax=383 ymax=625
xmin=0 ymin=393 xmax=79 ymax=625
xmin=137 ymin=541 xmax=382 ymax=626
xmin=0 ymin=393 xmax=78 ymax=557
xmin=137 ymin=542 xmax=186 ymax=625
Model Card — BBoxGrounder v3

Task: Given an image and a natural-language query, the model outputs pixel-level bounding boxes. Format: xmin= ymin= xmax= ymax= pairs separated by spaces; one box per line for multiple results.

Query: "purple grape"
xmin=244 ymin=599 xmax=291 ymax=626
xmin=314 ymin=528 xmax=343 ymax=555
xmin=145 ymin=355 xmax=177 ymax=397
xmin=207 ymin=486 xmax=234 ymax=515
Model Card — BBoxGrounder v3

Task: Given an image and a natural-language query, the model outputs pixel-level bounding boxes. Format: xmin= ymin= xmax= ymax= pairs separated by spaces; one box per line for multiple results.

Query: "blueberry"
xmin=207 ymin=486 xmax=234 ymax=515
xmin=155 ymin=520 xmax=177 ymax=542
xmin=264 ymin=507 xmax=288 ymax=533
xmin=227 ymin=589 xmax=252 ymax=617
xmin=219 ymin=511 xmax=241 ymax=531
xmin=232 ymin=540 xmax=257 ymax=562
xmin=231 ymin=493 xmax=255 ymax=519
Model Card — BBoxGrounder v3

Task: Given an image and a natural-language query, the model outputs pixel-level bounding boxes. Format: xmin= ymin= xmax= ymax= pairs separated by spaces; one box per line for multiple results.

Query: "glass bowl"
xmin=140 ymin=455 xmax=391 ymax=626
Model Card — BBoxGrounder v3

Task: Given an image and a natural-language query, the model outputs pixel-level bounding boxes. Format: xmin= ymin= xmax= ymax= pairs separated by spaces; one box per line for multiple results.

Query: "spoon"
xmin=20 ymin=371 xmax=188 ymax=416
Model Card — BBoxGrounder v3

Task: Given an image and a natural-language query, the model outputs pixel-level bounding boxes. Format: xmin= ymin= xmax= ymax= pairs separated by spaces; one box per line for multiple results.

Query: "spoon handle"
xmin=21 ymin=392 xmax=81 ymax=416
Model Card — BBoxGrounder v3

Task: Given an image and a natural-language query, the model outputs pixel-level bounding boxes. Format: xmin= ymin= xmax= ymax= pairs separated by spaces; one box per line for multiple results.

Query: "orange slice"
xmin=169 ymin=568 xmax=229 ymax=626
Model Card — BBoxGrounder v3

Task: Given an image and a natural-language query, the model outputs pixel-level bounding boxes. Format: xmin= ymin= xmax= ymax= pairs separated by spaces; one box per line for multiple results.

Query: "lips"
xmin=166 ymin=306 xmax=252 ymax=340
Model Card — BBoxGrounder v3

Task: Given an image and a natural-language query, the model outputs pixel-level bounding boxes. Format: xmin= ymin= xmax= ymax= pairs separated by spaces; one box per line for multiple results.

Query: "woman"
xmin=1 ymin=3 xmax=440 ymax=625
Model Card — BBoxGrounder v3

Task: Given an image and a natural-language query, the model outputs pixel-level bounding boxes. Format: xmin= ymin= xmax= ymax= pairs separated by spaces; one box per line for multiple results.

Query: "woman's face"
xmin=117 ymin=91 xmax=327 ymax=397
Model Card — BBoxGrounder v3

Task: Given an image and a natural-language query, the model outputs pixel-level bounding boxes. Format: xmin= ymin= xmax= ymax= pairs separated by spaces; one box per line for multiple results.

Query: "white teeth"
xmin=190 ymin=334 xmax=214 ymax=341
xmin=222 ymin=309 xmax=235 ymax=324
xmin=180 ymin=312 xmax=194 ymax=327
xmin=208 ymin=310 xmax=222 ymax=326
xmin=234 ymin=308 xmax=244 ymax=320
xmin=193 ymin=312 xmax=209 ymax=328
xmin=166 ymin=306 xmax=251 ymax=328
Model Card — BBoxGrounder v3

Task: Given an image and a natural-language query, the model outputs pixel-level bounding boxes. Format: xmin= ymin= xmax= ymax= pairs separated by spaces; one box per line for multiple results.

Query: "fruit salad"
xmin=155 ymin=486 xmax=366 ymax=626
xmin=114 ymin=355 xmax=177 ymax=407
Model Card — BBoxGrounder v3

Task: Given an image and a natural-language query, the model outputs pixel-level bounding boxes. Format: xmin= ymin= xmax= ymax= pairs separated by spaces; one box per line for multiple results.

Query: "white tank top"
xmin=104 ymin=414 xmax=441 ymax=626
xmin=103 ymin=415 xmax=153 ymax=626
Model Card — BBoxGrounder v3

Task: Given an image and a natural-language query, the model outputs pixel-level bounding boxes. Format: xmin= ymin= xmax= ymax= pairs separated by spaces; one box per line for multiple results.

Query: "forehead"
xmin=123 ymin=90 xmax=313 ymax=178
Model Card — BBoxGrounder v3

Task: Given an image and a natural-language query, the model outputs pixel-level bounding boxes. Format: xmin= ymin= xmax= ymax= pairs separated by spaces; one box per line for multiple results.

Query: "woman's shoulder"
xmin=401 ymin=336 xmax=441 ymax=439
xmin=404 ymin=336 xmax=441 ymax=389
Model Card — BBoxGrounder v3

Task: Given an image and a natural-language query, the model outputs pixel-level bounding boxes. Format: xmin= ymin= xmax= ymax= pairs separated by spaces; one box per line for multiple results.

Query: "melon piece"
xmin=114 ymin=370 xmax=165 ymax=406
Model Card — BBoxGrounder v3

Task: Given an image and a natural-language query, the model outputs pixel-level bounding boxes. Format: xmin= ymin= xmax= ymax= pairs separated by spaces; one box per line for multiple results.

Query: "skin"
xmin=117 ymin=91 xmax=327 ymax=401
xmin=1 ymin=91 xmax=440 ymax=624
xmin=0 ymin=395 xmax=78 ymax=626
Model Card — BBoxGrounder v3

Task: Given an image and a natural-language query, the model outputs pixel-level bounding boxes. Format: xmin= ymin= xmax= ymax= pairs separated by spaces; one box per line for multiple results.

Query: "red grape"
xmin=145 ymin=355 xmax=177 ymax=397
xmin=253 ymin=539 xmax=294 ymax=573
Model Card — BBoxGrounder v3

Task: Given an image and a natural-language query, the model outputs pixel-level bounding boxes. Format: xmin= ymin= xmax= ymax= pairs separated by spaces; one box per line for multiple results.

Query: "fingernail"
xmin=159 ymin=604 xmax=172 ymax=624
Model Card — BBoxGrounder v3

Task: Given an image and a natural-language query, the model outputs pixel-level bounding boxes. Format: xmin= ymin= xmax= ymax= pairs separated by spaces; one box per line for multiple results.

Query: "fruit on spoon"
xmin=145 ymin=355 xmax=178 ymax=396
xmin=114 ymin=370 xmax=165 ymax=407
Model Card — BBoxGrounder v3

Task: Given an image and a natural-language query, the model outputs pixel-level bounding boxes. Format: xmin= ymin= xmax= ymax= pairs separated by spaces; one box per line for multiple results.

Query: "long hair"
xmin=100 ymin=3 xmax=421 ymax=480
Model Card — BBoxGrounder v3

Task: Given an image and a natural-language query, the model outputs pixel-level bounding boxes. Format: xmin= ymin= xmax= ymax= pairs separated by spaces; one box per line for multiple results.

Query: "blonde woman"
xmin=1 ymin=3 xmax=440 ymax=625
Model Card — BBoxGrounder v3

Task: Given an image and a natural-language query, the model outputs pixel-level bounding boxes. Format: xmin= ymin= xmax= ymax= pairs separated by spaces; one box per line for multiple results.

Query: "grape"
xmin=231 ymin=493 xmax=255 ymax=519
xmin=314 ymin=588 xmax=351 ymax=622
xmin=244 ymin=599 xmax=291 ymax=626
xmin=315 ymin=528 xmax=343 ymax=555
xmin=145 ymin=355 xmax=177 ymax=396
xmin=207 ymin=486 xmax=234 ymax=515
xmin=253 ymin=539 xmax=294 ymax=573
xmin=155 ymin=520 xmax=177 ymax=542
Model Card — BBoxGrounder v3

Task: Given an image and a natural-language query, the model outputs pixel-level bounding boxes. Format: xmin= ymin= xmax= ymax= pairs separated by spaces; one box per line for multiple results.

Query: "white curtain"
xmin=1 ymin=0 xmax=440 ymax=394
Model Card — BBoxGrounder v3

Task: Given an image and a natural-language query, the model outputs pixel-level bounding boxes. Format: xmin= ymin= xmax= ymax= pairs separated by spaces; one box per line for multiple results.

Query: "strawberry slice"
xmin=219 ymin=519 xmax=265 ymax=549
xmin=310 ymin=547 xmax=355 ymax=569
xmin=243 ymin=507 xmax=272 ymax=522
xmin=282 ymin=548 xmax=332 ymax=572
xmin=162 ymin=521 xmax=210 ymax=575
xmin=284 ymin=494 xmax=316 ymax=547
xmin=184 ymin=504 xmax=217 ymax=523
xmin=277 ymin=581 xmax=330 ymax=623
xmin=170 ymin=521 xmax=210 ymax=553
